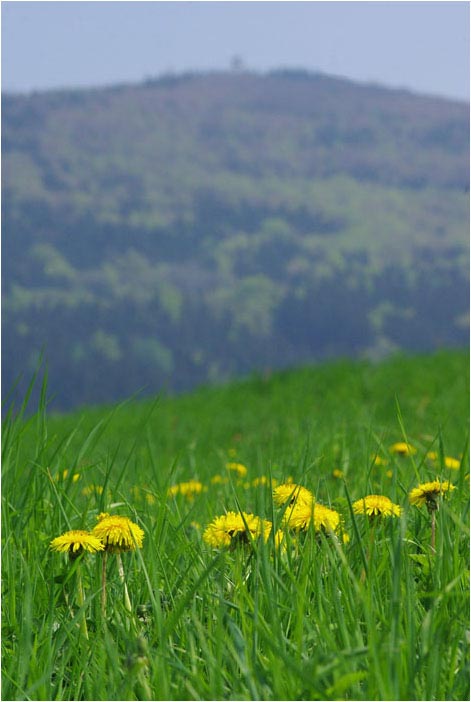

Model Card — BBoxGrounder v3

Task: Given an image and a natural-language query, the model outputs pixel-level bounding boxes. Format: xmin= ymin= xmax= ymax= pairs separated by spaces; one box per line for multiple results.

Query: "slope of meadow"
xmin=2 ymin=350 xmax=469 ymax=700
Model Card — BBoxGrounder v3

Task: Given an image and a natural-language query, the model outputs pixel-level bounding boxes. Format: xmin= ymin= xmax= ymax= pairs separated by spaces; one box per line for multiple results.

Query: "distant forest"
xmin=2 ymin=69 xmax=469 ymax=410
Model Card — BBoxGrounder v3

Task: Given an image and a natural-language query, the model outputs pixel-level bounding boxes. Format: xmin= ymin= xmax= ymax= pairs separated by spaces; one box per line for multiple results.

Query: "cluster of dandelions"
xmin=202 ymin=482 xmax=347 ymax=551
xmin=273 ymin=483 xmax=347 ymax=540
xmin=50 ymin=513 xmax=145 ymax=636
xmin=203 ymin=511 xmax=277 ymax=549
xmin=166 ymin=461 xmax=284 ymax=502
xmin=202 ymin=476 xmax=456 ymax=555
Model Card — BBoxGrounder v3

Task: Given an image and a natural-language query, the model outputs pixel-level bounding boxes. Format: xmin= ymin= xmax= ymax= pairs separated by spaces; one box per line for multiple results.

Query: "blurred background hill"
xmin=2 ymin=69 xmax=469 ymax=410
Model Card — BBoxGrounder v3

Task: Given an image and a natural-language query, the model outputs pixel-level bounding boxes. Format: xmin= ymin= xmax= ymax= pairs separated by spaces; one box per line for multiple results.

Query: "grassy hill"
xmin=2 ymin=69 xmax=469 ymax=410
xmin=28 ymin=348 xmax=470 ymax=468
xmin=2 ymin=350 xmax=469 ymax=700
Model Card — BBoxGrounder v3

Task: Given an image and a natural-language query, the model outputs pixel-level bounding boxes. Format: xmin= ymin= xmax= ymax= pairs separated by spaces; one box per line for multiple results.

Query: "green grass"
xmin=2 ymin=349 xmax=470 ymax=700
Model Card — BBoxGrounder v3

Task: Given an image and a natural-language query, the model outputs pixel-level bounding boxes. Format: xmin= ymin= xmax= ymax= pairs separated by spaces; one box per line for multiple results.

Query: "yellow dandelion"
xmin=203 ymin=511 xmax=271 ymax=548
xmin=93 ymin=514 xmax=144 ymax=552
xmin=352 ymin=494 xmax=402 ymax=518
xmin=273 ymin=483 xmax=314 ymax=507
xmin=81 ymin=484 xmax=104 ymax=496
xmin=409 ymin=480 xmax=456 ymax=551
xmin=273 ymin=529 xmax=285 ymax=549
xmin=50 ymin=529 xmax=100 ymax=638
xmin=427 ymin=452 xmax=460 ymax=470
xmin=130 ymin=486 xmax=142 ymax=500
xmin=226 ymin=462 xmax=248 ymax=478
xmin=251 ymin=476 xmax=267 ymax=487
xmin=409 ymin=480 xmax=456 ymax=510
xmin=167 ymin=479 xmax=206 ymax=499
xmin=211 ymin=474 xmax=229 ymax=485
xmin=389 ymin=442 xmax=416 ymax=456
xmin=130 ymin=486 xmax=157 ymax=504
xmin=50 ymin=529 xmax=104 ymax=558
xmin=332 ymin=468 xmax=344 ymax=479
xmin=56 ymin=469 xmax=80 ymax=482
xmin=372 ymin=455 xmax=388 ymax=467
xmin=283 ymin=501 xmax=341 ymax=534
xmin=249 ymin=476 xmax=280 ymax=488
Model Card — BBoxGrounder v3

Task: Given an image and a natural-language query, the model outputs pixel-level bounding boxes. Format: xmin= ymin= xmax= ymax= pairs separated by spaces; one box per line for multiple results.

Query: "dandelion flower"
xmin=56 ymin=469 xmax=80 ymax=483
xmin=389 ymin=442 xmax=416 ymax=456
xmin=408 ymin=480 xmax=456 ymax=511
xmin=332 ymin=469 xmax=344 ymax=479
xmin=409 ymin=480 xmax=455 ymax=552
xmin=283 ymin=501 xmax=341 ymax=534
xmin=427 ymin=453 xmax=460 ymax=470
xmin=251 ymin=476 xmax=268 ymax=487
xmin=210 ymin=474 xmax=229 ymax=485
xmin=203 ymin=511 xmax=271 ymax=548
xmin=226 ymin=462 xmax=248 ymax=478
xmin=50 ymin=529 xmax=101 ymax=638
xmin=273 ymin=483 xmax=314 ymax=507
xmin=130 ymin=486 xmax=157 ymax=504
xmin=81 ymin=484 xmax=104 ymax=496
xmin=167 ymin=479 xmax=206 ymax=499
xmin=372 ymin=455 xmax=388 ymax=467
xmin=352 ymin=494 xmax=402 ymax=518
xmin=93 ymin=513 xmax=144 ymax=552
xmin=273 ymin=529 xmax=285 ymax=549
xmin=50 ymin=529 xmax=104 ymax=557
xmin=251 ymin=475 xmax=278 ymax=488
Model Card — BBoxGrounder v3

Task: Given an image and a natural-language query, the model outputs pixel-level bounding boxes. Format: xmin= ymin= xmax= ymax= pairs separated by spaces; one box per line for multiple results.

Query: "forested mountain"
xmin=2 ymin=69 xmax=469 ymax=410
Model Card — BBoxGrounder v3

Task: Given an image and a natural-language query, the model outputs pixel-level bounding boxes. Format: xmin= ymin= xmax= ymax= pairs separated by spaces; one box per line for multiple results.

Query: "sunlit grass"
xmin=2 ymin=350 xmax=469 ymax=700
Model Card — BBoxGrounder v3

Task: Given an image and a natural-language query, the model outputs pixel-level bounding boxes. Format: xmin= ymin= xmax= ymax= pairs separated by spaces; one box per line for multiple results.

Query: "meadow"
xmin=2 ymin=349 xmax=469 ymax=701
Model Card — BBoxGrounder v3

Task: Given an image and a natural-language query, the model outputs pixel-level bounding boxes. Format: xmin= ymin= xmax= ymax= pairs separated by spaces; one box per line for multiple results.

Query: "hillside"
xmin=3 ymin=350 xmax=469 ymax=700
xmin=2 ymin=69 xmax=469 ymax=410
xmin=41 ymin=349 xmax=470 ymax=466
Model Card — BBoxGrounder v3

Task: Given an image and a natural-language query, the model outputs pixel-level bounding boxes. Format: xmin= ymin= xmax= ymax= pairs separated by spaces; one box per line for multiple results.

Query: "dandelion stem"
xmin=431 ymin=510 xmax=436 ymax=553
xmin=101 ymin=551 xmax=108 ymax=617
xmin=76 ymin=566 xmax=89 ymax=640
xmin=117 ymin=553 xmax=132 ymax=613
xmin=361 ymin=520 xmax=375 ymax=582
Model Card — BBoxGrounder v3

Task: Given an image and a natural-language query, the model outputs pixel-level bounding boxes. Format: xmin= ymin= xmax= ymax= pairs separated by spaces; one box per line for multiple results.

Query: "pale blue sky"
xmin=2 ymin=1 xmax=470 ymax=101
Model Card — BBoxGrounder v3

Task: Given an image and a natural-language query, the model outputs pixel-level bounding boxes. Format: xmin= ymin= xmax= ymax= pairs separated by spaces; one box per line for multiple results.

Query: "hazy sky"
xmin=2 ymin=1 xmax=470 ymax=101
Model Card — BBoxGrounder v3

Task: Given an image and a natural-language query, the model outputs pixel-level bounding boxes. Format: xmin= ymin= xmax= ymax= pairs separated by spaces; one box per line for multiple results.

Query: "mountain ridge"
xmin=2 ymin=69 xmax=469 ymax=410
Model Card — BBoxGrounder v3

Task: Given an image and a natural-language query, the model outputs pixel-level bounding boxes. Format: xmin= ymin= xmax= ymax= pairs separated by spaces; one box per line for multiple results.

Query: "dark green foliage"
xmin=2 ymin=70 xmax=469 ymax=410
